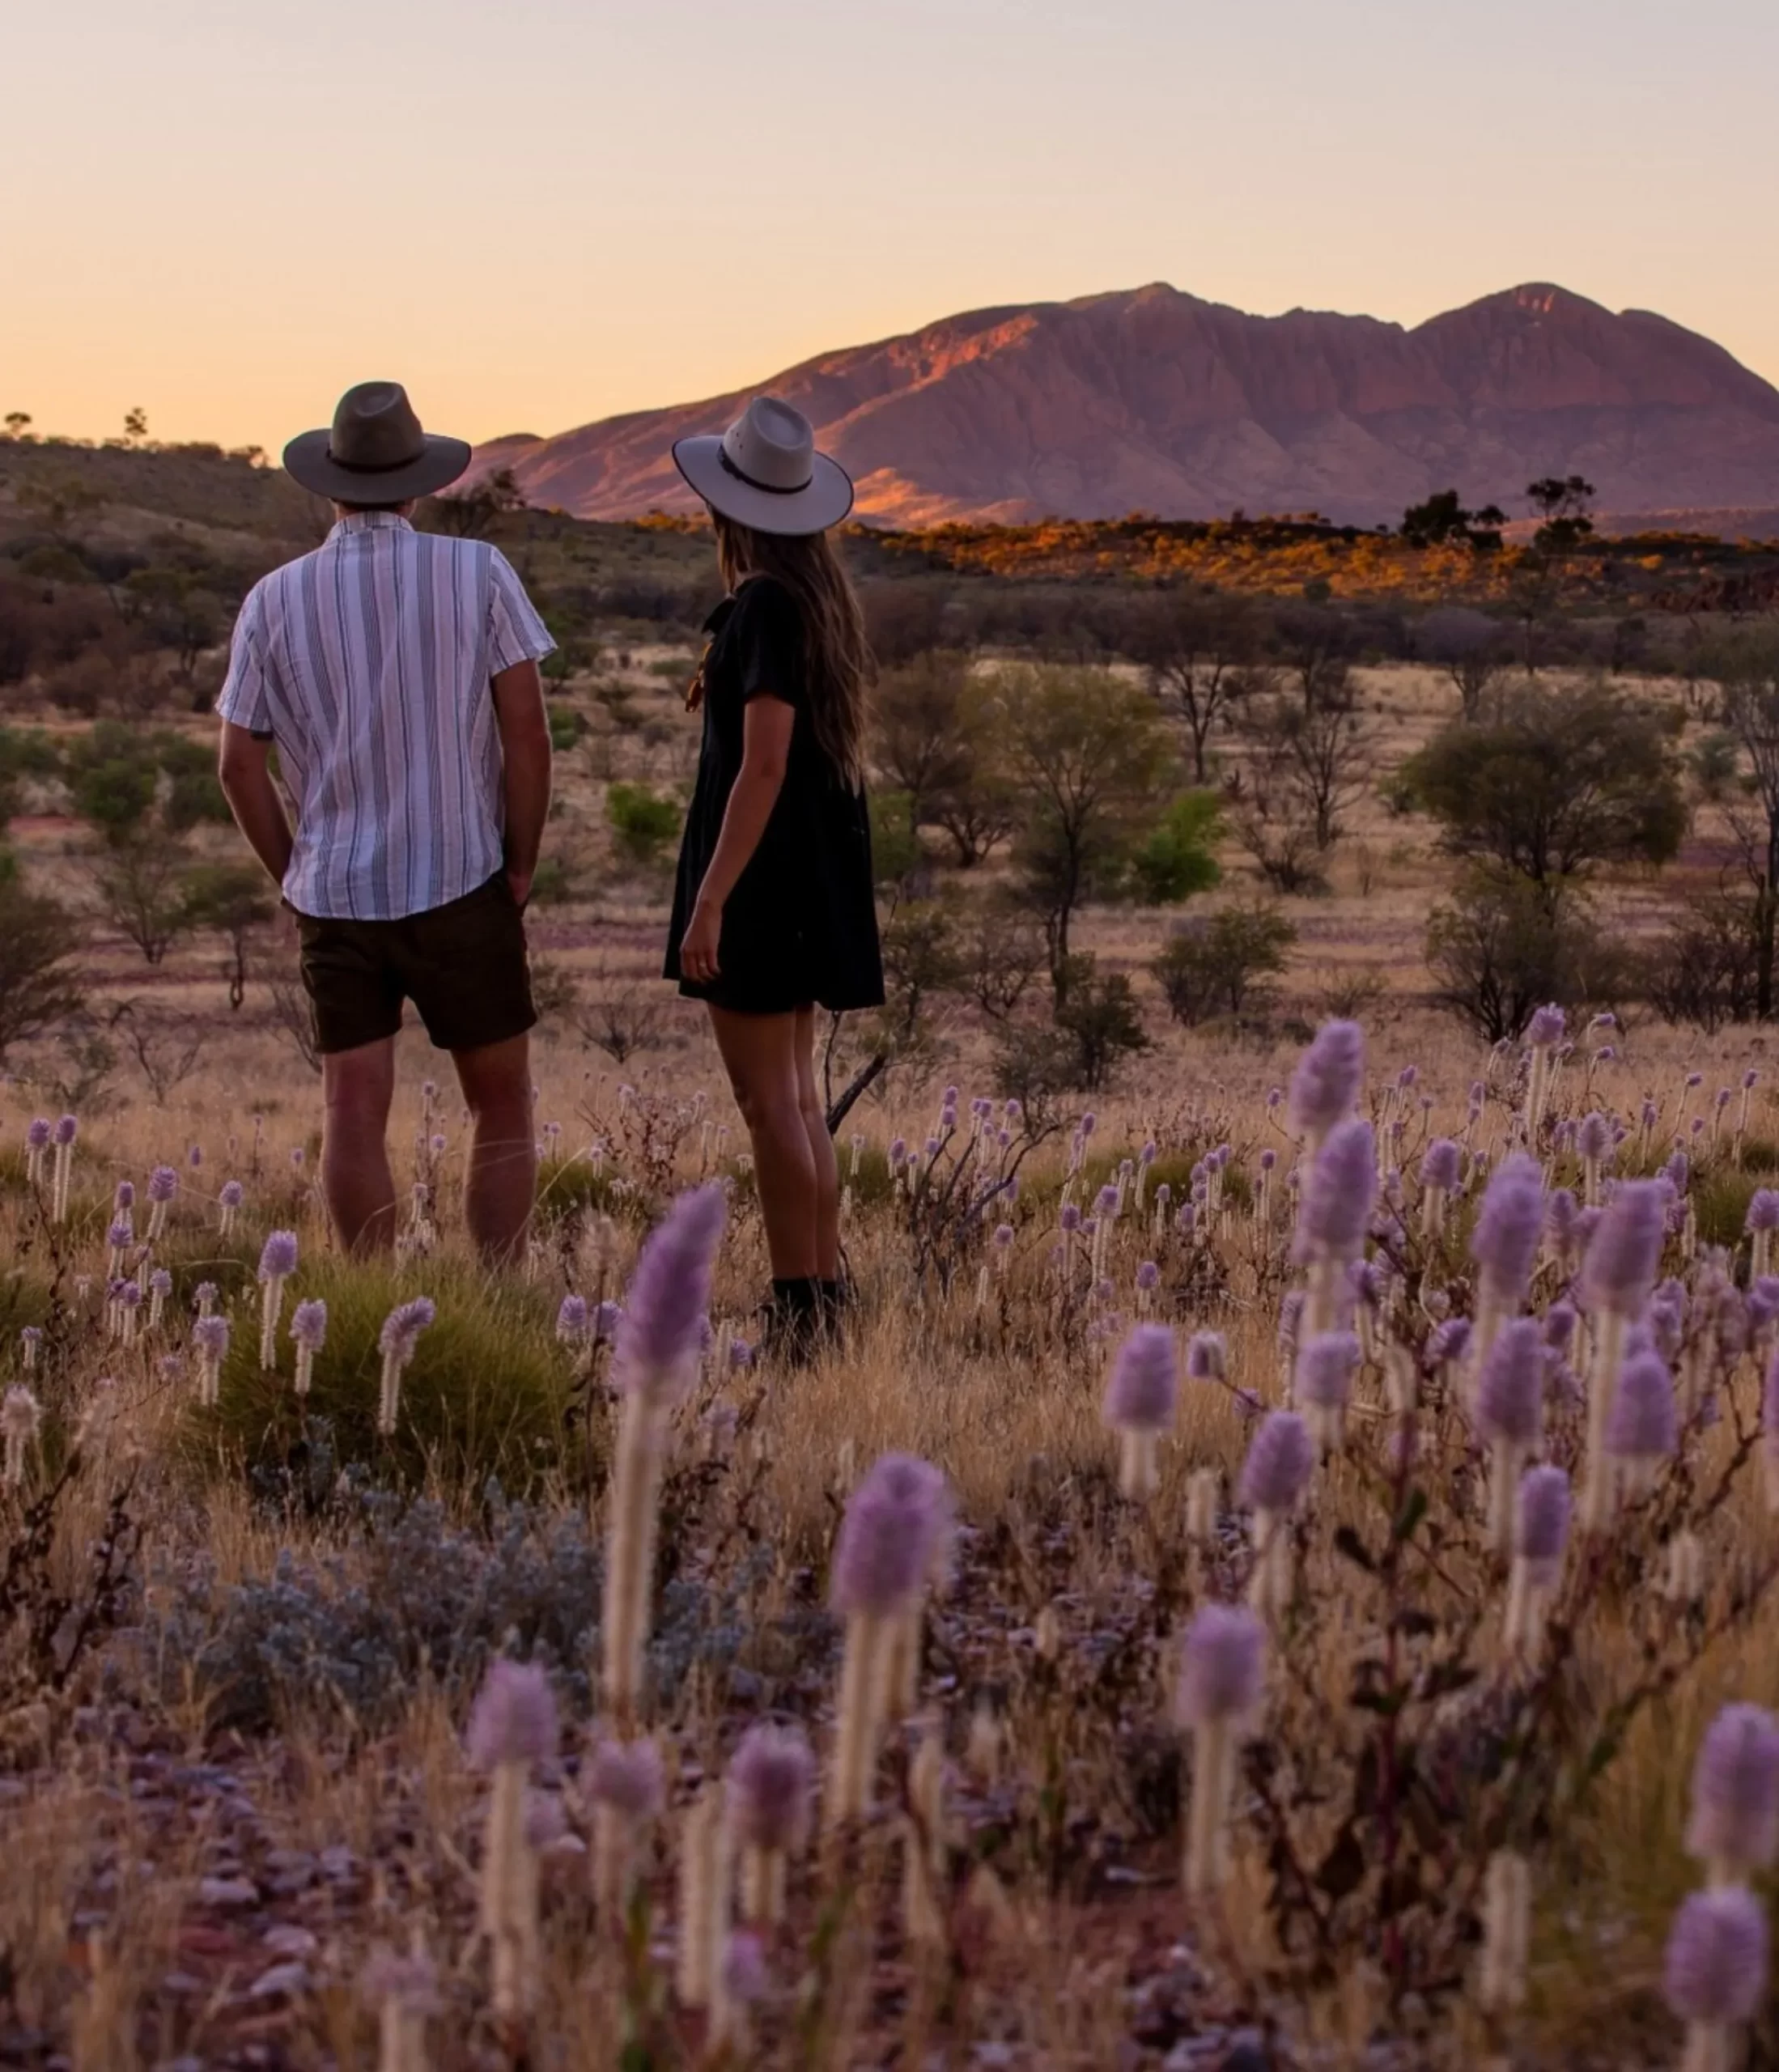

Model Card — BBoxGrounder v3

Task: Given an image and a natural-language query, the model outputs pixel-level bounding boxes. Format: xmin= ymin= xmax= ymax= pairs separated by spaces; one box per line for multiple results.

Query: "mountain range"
xmin=470 ymin=283 xmax=1779 ymax=530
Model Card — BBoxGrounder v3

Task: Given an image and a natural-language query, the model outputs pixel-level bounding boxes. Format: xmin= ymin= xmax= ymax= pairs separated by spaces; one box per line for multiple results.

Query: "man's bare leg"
xmin=322 ymin=1038 xmax=399 ymax=1255
xmin=453 ymin=1033 xmax=537 ymax=1267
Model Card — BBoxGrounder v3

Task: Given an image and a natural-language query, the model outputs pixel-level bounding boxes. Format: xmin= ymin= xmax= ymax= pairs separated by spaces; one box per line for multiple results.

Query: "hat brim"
xmin=673 ymin=436 xmax=854 ymax=536
xmin=281 ymin=427 xmax=474 ymax=504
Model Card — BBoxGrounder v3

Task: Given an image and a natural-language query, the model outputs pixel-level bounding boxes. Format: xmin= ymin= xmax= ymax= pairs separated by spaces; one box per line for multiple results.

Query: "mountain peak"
xmin=473 ymin=283 xmax=1779 ymax=528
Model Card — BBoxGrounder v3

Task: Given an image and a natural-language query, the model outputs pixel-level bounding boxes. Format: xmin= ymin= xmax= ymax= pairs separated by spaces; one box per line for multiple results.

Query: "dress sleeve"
xmin=487 ymin=547 xmax=558 ymax=672
xmin=731 ymin=579 xmax=805 ymax=707
xmin=215 ymin=584 xmax=275 ymax=737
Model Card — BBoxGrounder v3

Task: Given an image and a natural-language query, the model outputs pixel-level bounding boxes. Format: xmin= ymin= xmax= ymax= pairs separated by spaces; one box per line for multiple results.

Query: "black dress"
xmin=664 ymin=575 xmax=885 ymax=1017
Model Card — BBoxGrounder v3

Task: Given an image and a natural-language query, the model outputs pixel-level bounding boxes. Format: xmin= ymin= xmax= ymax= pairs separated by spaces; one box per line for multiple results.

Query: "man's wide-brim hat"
xmin=673 ymin=396 xmax=853 ymax=537
xmin=282 ymin=381 xmax=472 ymax=503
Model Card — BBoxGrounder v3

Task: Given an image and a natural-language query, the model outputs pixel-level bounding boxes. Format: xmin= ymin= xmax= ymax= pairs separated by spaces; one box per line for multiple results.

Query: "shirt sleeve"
xmin=486 ymin=548 xmax=558 ymax=673
xmin=215 ymin=584 xmax=275 ymax=735
xmin=733 ymin=578 xmax=805 ymax=707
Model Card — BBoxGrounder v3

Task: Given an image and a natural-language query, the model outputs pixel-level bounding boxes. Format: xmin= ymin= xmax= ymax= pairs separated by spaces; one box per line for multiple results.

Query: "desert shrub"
xmin=1426 ymin=872 xmax=1593 ymax=1042
xmin=190 ymin=1255 xmax=576 ymax=1489
xmin=0 ymin=864 xmax=85 ymax=1059
xmin=155 ymin=1487 xmax=775 ymax=1735
xmin=1152 ymin=904 xmax=1295 ymax=1025
xmin=1645 ymin=885 xmax=1764 ymax=1033
xmin=868 ymin=788 xmax=923 ymax=890
xmin=1128 ymin=791 xmax=1222 ymax=905
xmin=546 ymin=701 xmax=587 ymax=754
xmin=605 ymin=781 xmax=681 ymax=869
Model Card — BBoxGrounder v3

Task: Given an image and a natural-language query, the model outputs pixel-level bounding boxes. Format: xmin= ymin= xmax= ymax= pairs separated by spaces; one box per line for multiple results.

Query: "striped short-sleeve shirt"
xmin=216 ymin=512 xmax=556 ymax=921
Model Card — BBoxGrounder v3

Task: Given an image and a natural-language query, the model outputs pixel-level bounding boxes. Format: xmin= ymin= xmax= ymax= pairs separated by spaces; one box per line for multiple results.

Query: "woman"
xmin=666 ymin=396 xmax=885 ymax=1357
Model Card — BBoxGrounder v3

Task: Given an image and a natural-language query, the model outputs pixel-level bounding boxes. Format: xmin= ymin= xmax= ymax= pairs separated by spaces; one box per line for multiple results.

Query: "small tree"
xmin=0 ymin=867 xmax=84 ymax=1059
xmin=1709 ymin=631 xmax=1779 ymax=1017
xmin=1425 ymin=872 xmax=1594 ymax=1041
xmin=1645 ymin=882 xmax=1762 ymax=1034
xmin=993 ymin=664 xmax=1178 ymax=990
xmin=1152 ymin=905 xmax=1296 ymax=1025
xmin=1403 ymin=680 xmax=1686 ymax=903
xmin=425 ymin=467 xmax=529 ymax=540
xmin=1130 ymin=792 xmax=1223 ymax=904
xmin=1127 ymin=589 xmax=1258 ymax=782
xmin=91 ymin=837 xmax=193 ymax=966
xmin=181 ymin=863 xmax=275 ymax=1009
xmin=1233 ymin=675 xmax=1371 ymax=890
xmin=1417 ymin=607 xmax=1514 ymax=722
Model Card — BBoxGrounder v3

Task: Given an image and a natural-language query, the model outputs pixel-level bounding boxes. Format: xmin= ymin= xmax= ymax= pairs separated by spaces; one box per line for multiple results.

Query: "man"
xmin=216 ymin=380 xmax=554 ymax=1265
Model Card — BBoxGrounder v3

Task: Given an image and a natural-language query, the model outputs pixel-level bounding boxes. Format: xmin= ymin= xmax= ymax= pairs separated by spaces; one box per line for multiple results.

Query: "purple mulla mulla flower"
xmin=1475 ymin=1317 xmax=1544 ymax=1449
xmin=1293 ymin=1117 xmax=1377 ymax=1264
xmin=1543 ymin=1301 xmax=1578 ymax=1353
xmin=105 ymin=1219 xmax=133 ymax=1251
xmin=219 ymin=1180 xmax=244 ymax=1210
xmin=993 ymin=1223 xmax=1015 ymax=1250
xmin=465 ymin=1658 xmax=558 ymax=1772
xmin=1427 ymin=1317 xmax=1470 ymax=1366
xmin=1580 ymin=1179 xmax=1668 ymax=1320
xmin=1096 ymin=1184 xmax=1120 ymax=1216
xmin=1686 ymin=1072 xmax=1705 ymax=1091
xmin=1748 ymin=1276 xmax=1779 ymax=1336
xmin=114 ymin=1182 xmax=135 ymax=1211
xmin=257 ymin=1230 xmax=298 ymax=1281
xmin=614 ymin=1183 xmax=727 ymax=1403
xmin=147 ymin=1166 xmax=177 ymax=1204
xmin=1686 ymin=1704 xmax=1779 ymax=1875
xmin=1175 ymin=1603 xmax=1266 ymax=1726
xmin=1348 ymin=1258 xmax=1385 ymax=1310
xmin=1176 ymin=1202 xmax=1197 ymax=1234
xmin=1136 ymin=1259 xmax=1161 ymax=1293
xmin=1102 ymin=1323 xmax=1178 ymax=1433
xmin=193 ymin=1315 xmax=231 ymax=1361
xmin=1662 ymin=1887 xmax=1768 ymax=2029
xmin=728 ymin=1335 xmax=753 ymax=1370
xmin=593 ymin=1300 xmax=623 ymax=1344
xmin=1185 ymin=1330 xmax=1226 ymax=1381
xmin=1294 ymin=1331 xmax=1358 ymax=1413
xmin=1515 ymin=1464 xmax=1571 ymax=1579
xmin=1140 ymin=1140 xmax=1157 ymax=1166
xmin=193 ymin=1281 xmax=217 ymax=1310
xmin=1287 ymin=1019 xmax=1365 ymax=1141
xmin=1259 ymin=1147 xmax=1277 ymax=1174
xmin=1663 ymin=1149 xmax=1692 ymax=1196
xmin=829 ymin=1452 xmax=952 ymax=1620
xmin=1397 ymin=1064 xmax=1418 ymax=1090
xmin=147 ymin=1268 xmax=172 ymax=1298
xmin=53 ymin=1116 xmax=78 ymax=1148
xmin=1606 ymin=1348 xmax=1677 ymax=1463
xmin=1277 ymin=1286 xmax=1306 ymax=1359
xmin=1470 ymin=1153 xmax=1545 ymax=1305
xmin=25 ymin=1119 xmax=50 ymax=1152
xmin=555 ymin=1295 xmax=589 ymax=1344
xmin=1747 ymin=1189 xmax=1779 ymax=1235
xmin=923 ymin=1136 xmax=941 ymax=1160
xmin=1576 ymin=1111 xmax=1615 ymax=1163
xmin=586 ymin=1734 xmax=665 ymax=1817
xmin=726 ymin=1722 xmax=816 ymax=1854
xmin=188 ymin=1144 xmax=203 ymax=1169
xmin=1238 ymin=1411 xmax=1315 ymax=1514
xmin=1059 ymin=1203 xmax=1082 ymax=1235
xmin=1004 ymin=1098 xmax=1023 ymax=1123
xmin=289 ymin=1300 xmax=328 ymax=1352
xmin=1526 ymin=1004 xmax=1566 ymax=1048
xmin=118 ymin=1281 xmax=142 ymax=1310
xmin=1420 ymin=1139 xmax=1462 ymax=1193
xmin=888 ymin=1138 xmax=908 ymax=1170
xmin=379 ymin=1298 xmax=435 ymax=1362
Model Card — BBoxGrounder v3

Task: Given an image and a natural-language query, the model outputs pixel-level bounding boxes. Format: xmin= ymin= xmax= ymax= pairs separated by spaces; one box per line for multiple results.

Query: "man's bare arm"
xmin=490 ymin=659 xmax=553 ymax=906
xmin=218 ymin=723 xmax=294 ymax=888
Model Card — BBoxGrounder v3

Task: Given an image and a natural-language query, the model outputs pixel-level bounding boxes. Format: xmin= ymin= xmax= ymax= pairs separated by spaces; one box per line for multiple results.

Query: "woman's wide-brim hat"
xmin=282 ymin=381 xmax=473 ymax=503
xmin=673 ymin=396 xmax=854 ymax=537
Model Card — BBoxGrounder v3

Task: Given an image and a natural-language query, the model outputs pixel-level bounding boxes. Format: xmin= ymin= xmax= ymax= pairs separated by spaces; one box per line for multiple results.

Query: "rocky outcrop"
xmin=472 ymin=283 xmax=1779 ymax=529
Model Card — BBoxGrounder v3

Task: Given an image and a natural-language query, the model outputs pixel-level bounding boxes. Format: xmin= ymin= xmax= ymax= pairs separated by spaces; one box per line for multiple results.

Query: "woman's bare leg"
xmin=708 ymin=1004 xmax=819 ymax=1279
xmin=794 ymin=1006 xmax=841 ymax=1281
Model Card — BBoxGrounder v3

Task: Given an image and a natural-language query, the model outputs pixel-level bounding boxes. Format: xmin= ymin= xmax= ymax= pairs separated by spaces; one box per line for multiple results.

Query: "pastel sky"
xmin=5 ymin=0 xmax=1776 ymax=452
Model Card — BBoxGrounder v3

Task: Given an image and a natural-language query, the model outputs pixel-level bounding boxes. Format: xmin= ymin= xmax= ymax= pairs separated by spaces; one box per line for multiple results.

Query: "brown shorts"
xmin=294 ymin=874 xmax=537 ymax=1057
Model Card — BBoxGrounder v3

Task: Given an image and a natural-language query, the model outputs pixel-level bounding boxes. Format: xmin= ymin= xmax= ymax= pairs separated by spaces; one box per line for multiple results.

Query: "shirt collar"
xmin=329 ymin=511 xmax=415 ymax=541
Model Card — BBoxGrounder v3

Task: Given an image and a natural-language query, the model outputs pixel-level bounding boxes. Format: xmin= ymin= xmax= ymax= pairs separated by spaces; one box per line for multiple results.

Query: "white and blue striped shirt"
xmin=216 ymin=512 xmax=556 ymax=921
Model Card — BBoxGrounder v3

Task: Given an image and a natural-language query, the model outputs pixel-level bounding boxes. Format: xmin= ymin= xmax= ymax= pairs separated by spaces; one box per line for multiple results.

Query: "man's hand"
xmin=679 ymin=897 xmax=722 ymax=986
xmin=491 ymin=659 xmax=552 ymax=902
xmin=505 ymin=865 xmax=533 ymax=911
xmin=217 ymin=723 xmax=295 ymax=887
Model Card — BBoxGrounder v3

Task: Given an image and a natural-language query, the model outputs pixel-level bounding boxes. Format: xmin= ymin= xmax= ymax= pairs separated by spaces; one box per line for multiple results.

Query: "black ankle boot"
xmin=817 ymin=1278 xmax=851 ymax=1341
xmin=764 ymin=1277 xmax=822 ymax=1365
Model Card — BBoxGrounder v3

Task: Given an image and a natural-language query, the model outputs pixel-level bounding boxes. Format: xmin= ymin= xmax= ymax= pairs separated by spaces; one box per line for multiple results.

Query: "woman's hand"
xmin=679 ymin=896 xmax=723 ymax=986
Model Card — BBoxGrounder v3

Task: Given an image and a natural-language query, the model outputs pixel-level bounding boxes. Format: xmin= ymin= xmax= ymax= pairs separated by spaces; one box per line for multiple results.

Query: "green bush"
xmin=547 ymin=702 xmax=587 ymax=754
xmin=869 ymin=789 xmax=923 ymax=889
xmin=605 ymin=782 xmax=681 ymax=869
xmin=1129 ymin=791 xmax=1222 ymax=904
xmin=1153 ymin=904 xmax=1296 ymax=1025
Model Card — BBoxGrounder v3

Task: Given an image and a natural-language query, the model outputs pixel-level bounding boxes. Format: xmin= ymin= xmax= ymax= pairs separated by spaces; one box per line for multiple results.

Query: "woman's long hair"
xmin=715 ymin=514 xmax=873 ymax=790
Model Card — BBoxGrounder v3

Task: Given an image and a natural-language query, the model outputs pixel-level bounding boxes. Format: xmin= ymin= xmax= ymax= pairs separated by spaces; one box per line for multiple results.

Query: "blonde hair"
xmin=714 ymin=515 xmax=873 ymax=789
